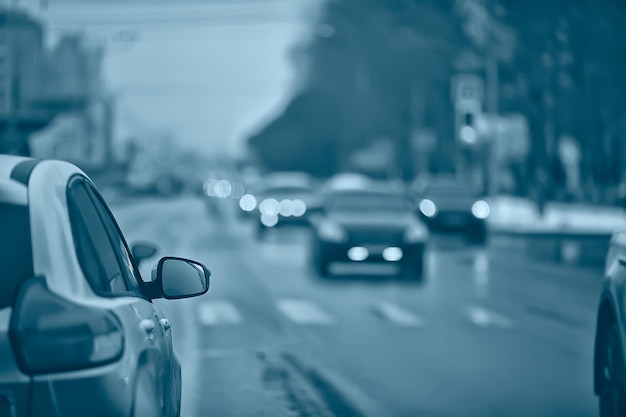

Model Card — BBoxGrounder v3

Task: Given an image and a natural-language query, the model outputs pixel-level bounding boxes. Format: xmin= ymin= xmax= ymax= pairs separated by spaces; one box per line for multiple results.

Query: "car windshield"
xmin=0 ymin=202 xmax=33 ymax=309
xmin=424 ymin=185 xmax=474 ymax=199
xmin=328 ymin=192 xmax=408 ymax=213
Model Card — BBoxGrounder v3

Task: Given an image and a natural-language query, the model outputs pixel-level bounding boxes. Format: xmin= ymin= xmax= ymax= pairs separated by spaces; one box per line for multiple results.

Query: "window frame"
xmin=67 ymin=175 xmax=142 ymax=299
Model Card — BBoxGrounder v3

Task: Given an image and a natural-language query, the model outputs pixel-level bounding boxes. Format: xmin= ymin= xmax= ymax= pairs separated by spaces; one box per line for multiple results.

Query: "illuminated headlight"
xmin=404 ymin=223 xmax=429 ymax=243
xmin=471 ymin=200 xmax=491 ymax=219
xmin=259 ymin=198 xmax=280 ymax=216
xmin=419 ymin=199 xmax=437 ymax=218
xmin=292 ymin=199 xmax=307 ymax=217
xmin=348 ymin=247 xmax=369 ymax=261
xmin=382 ymin=247 xmax=403 ymax=262
xmin=279 ymin=199 xmax=295 ymax=217
xmin=318 ymin=222 xmax=347 ymax=242
xmin=239 ymin=194 xmax=257 ymax=212
xmin=261 ymin=213 xmax=279 ymax=227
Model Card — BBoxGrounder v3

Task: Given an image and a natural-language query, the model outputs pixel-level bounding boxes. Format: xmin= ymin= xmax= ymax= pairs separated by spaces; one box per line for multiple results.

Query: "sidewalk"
xmin=487 ymin=196 xmax=626 ymax=234
xmin=486 ymin=196 xmax=626 ymax=269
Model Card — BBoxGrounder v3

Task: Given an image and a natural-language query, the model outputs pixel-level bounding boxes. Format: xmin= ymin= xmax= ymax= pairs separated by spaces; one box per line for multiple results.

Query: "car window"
xmin=68 ymin=179 xmax=131 ymax=296
xmin=0 ymin=202 xmax=33 ymax=309
xmin=86 ymin=183 xmax=143 ymax=293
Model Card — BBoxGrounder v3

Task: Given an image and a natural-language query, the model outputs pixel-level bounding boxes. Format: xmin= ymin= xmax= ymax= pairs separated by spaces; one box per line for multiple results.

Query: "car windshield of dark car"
xmin=425 ymin=186 xmax=473 ymax=200
xmin=328 ymin=193 xmax=408 ymax=213
xmin=0 ymin=202 xmax=33 ymax=309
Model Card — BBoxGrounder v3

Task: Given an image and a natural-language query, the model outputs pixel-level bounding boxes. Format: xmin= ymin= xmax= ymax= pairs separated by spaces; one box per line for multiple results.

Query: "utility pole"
xmin=485 ymin=53 xmax=499 ymax=196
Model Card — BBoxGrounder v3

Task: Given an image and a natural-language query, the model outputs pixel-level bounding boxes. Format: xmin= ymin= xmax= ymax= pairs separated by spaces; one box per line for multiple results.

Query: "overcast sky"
xmin=20 ymin=0 xmax=319 ymax=157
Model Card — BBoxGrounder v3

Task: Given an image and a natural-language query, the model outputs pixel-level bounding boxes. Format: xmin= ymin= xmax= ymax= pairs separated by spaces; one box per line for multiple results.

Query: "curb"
xmin=489 ymin=228 xmax=611 ymax=268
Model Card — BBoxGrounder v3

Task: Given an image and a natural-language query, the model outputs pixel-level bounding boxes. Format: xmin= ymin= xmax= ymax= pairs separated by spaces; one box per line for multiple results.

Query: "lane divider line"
xmin=277 ymin=298 xmax=335 ymax=325
xmin=373 ymin=302 xmax=425 ymax=327
xmin=466 ymin=305 xmax=514 ymax=329
xmin=198 ymin=300 xmax=243 ymax=325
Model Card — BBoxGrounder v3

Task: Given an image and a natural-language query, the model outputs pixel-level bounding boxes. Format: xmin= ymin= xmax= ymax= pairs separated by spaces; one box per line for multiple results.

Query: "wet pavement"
xmin=112 ymin=195 xmax=600 ymax=417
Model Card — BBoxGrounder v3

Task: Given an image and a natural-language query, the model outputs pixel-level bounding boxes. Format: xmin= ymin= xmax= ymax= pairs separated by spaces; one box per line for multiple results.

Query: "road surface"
xmin=111 ymin=195 xmax=600 ymax=417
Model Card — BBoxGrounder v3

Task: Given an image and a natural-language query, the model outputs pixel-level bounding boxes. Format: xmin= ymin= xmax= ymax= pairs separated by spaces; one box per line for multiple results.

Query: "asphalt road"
xmin=110 ymin=195 xmax=601 ymax=417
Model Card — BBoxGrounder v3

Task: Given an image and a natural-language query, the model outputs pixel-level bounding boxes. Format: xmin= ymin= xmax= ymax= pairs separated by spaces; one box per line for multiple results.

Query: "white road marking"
xmin=198 ymin=300 xmax=242 ymax=325
xmin=467 ymin=305 xmax=514 ymax=329
xmin=374 ymin=302 xmax=424 ymax=327
xmin=277 ymin=298 xmax=334 ymax=325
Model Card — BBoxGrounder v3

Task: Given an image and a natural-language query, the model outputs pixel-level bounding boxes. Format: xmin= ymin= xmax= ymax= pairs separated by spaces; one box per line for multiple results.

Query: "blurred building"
xmin=30 ymin=34 xmax=113 ymax=170
xmin=0 ymin=10 xmax=46 ymax=155
xmin=0 ymin=9 xmax=111 ymax=169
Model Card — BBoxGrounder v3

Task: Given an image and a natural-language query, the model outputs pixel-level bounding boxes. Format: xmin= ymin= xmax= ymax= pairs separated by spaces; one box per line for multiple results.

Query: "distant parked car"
xmin=310 ymin=183 xmax=428 ymax=279
xmin=594 ymin=230 xmax=626 ymax=417
xmin=0 ymin=155 xmax=210 ymax=417
xmin=414 ymin=178 xmax=489 ymax=244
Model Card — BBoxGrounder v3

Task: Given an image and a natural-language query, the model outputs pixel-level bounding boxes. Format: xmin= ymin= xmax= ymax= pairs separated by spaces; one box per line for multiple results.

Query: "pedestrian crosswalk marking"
xmin=277 ymin=298 xmax=334 ymax=325
xmin=466 ymin=305 xmax=514 ymax=329
xmin=198 ymin=300 xmax=242 ymax=325
xmin=373 ymin=302 xmax=424 ymax=327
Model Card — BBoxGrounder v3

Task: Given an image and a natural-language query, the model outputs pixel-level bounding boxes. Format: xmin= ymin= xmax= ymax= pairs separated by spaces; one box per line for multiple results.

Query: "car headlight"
xmin=239 ymin=194 xmax=257 ymax=212
xmin=471 ymin=200 xmax=490 ymax=219
xmin=404 ymin=223 xmax=429 ymax=243
xmin=318 ymin=222 xmax=347 ymax=242
xmin=259 ymin=198 xmax=280 ymax=216
xmin=419 ymin=199 xmax=437 ymax=218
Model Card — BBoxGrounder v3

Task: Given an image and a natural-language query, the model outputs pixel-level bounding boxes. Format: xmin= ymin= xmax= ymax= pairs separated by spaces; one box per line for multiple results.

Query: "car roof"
xmin=0 ymin=156 xmax=39 ymax=205
xmin=260 ymin=172 xmax=314 ymax=189
xmin=326 ymin=182 xmax=405 ymax=197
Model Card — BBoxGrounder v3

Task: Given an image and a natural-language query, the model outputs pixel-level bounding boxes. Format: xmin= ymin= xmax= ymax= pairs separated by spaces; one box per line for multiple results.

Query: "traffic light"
xmin=459 ymin=111 xmax=477 ymax=145
xmin=464 ymin=112 xmax=474 ymax=127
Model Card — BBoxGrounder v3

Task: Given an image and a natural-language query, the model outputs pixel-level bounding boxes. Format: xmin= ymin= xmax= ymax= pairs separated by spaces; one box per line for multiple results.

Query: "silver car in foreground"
xmin=0 ymin=155 xmax=210 ymax=417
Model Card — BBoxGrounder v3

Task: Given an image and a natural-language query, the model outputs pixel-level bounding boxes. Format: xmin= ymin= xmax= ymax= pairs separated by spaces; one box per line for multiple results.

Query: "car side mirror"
xmin=131 ymin=242 xmax=158 ymax=265
xmin=147 ymin=257 xmax=210 ymax=300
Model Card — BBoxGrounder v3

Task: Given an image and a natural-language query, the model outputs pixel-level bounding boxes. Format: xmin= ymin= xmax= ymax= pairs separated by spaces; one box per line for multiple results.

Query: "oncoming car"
xmin=0 ymin=155 xmax=210 ymax=417
xmin=244 ymin=172 xmax=319 ymax=238
xmin=415 ymin=179 xmax=489 ymax=244
xmin=310 ymin=185 xmax=428 ymax=279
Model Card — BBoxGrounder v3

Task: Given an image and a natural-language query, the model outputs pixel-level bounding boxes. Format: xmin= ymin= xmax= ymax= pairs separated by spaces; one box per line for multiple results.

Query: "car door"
xmin=84 ymin=181 xmax=176 ymax=388
xmin=67 ymin=176 xmax=171 ymax=413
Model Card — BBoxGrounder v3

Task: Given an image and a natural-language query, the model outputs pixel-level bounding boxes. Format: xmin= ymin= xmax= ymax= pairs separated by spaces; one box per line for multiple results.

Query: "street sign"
xmin=481 ymin=114 xmax=530 ymax=160
xmin=451 ymin=74 xmax=485 ymax=106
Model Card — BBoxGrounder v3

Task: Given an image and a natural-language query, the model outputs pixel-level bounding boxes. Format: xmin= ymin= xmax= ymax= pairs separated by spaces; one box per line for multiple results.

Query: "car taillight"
xmin=9 ymin=277 xmax=124 ymax=375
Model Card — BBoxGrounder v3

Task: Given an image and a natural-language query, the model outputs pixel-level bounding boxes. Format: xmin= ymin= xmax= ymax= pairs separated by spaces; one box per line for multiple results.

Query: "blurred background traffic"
xmin=1 ymin=0 xmax=625 ymax=416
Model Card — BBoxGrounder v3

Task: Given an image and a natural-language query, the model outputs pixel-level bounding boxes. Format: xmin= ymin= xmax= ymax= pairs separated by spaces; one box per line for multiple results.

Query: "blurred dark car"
xmin=594 ymin=230 xmax=626 ymax=416
xmin=310 ymin=184 xmax=429 ymax=279
xmin=414 ymin=179 xmax=489 ymax=244
xmin=0 ymin=155 xmax=210 ymax=417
